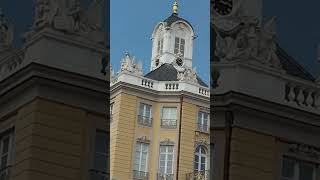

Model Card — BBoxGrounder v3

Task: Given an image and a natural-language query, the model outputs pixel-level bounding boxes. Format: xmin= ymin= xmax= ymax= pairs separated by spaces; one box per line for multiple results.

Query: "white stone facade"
xmin=150 ymin=17 xmax=196 ymax=71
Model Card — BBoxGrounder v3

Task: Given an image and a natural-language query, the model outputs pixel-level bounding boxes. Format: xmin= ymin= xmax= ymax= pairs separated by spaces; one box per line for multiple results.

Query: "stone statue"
xmin=119 ymin=52 xmax=144 ymax=76
xmin=214 ymin=14 xmax=282 ymax=69
xmin=0 ymin=9 xmax=13 ymax=49
xmin=177 ymin=66 xmax=198 ymax=84
xmin=33 ymin=0 xmax=58 ymax=29
xmin=32 ymin=0 xmax=103 ymax=42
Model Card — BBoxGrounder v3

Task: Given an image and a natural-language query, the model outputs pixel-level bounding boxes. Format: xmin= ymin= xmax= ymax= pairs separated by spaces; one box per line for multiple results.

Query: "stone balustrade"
xmin=285 ymin=82 xmax=320 ymax=109
xmin=165 ymin=83 xmax=179 ymax=90
xmin=141 ymin=78 xmax=154 ymax=88
xmin=111 ymin=72 xmax=210 ymax=97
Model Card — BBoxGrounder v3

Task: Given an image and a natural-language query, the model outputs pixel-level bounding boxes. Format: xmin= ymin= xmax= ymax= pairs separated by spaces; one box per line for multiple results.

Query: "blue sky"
xmin=110 ymin=0 xmax=210 ymax=83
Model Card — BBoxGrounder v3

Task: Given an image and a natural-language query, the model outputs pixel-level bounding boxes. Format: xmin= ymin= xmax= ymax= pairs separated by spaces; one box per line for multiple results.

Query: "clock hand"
xmin=221 ymin=0 xmax=232 ymax=7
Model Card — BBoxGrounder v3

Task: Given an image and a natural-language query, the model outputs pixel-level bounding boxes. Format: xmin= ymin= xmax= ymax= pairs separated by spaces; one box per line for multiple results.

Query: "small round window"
xmin=176 ymin=58 xmax=183 ymax=66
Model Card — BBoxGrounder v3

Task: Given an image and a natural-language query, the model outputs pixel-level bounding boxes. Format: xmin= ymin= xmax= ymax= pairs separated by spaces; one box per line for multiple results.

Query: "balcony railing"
xmin=157 ymin=173 xmax=174 ymax=180
xmin=186 ymin=170 xmax=209 ymax=180
xmin=111 ymin=73 xmax=210 ymax=98
xmin=133 ymin=170 xmax=149 ymax=180
xmin=138 ymin=115 xmax=152 ymax=127
xmin=197 ymin=123 xmax=209 ymax=132
xmin=161 ymin=119 xmax=177 ymax=129
xmin=0 ymin=166 xmax=11 ymax=180
xmin=88 ymin=169 xmax=109 ymax=180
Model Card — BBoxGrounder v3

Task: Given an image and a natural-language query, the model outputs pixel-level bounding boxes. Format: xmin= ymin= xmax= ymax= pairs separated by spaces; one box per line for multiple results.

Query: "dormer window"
xmin=174 ymin=37 xmax=185 ymax=57
xmin=157 ymin=39 xmax=164 ymax=55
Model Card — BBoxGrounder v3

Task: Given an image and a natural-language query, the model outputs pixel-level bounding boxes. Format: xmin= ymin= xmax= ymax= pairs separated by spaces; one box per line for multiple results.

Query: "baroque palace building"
xmin=212 ymin=0 xmax=320 ymax=180
xmin=0 ymin=1 xmax=109 ymax=180
xmin=110 ymin=2 xmax=210 ymax=180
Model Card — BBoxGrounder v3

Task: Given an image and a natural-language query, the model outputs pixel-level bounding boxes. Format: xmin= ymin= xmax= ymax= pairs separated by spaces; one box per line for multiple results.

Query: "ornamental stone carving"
xmin=119 ymin=52 xmax=143 ymax=76
xmin=288 ymin=143 xmax=320 ymax=160
xmin=195 ymin=131 xmax=209 ymax=147
xmin=214 ymin=14 xmax=282 ymax=69
xmin=177 ymin=65 xmax=198 ymax=84
xmin=32 ymin=0 xmax=103 ymax=42
xmin=137 ymin=136 xmax=150 ymax=143
xmin=0 ymin=9 xmax=13 ymax=50
xmin=160 ymin=138 xmax=175 ymax=145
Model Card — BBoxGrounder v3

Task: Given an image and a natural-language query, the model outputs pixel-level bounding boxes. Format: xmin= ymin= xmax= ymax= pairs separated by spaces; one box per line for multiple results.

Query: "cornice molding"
xmin=111 ymin=81 xmax=210 ymax=104
xmin=0 ymin=63 xmax=108 ymax=117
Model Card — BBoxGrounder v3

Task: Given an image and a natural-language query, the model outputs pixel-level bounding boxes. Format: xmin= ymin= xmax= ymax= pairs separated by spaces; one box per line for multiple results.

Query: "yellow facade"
xmin=211 ymin=127 xmax=281 ymax=180
xmin=0 ymin=98 xmax=107 ymax=180
xmin=110 ymin=88 xmax=210 ymax=180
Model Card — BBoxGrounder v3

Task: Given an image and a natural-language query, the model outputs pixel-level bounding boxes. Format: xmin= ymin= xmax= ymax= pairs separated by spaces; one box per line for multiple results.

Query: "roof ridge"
xmin=277 ymin=44 xmax=315 ymax=81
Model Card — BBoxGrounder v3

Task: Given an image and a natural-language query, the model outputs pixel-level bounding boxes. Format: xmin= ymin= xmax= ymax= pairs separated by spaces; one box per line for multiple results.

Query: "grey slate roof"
xmin=144 ymin=64 xmax=208 ymax=87
xmin=163 ymin=13 xmax=194 ymax=30
xmin=277 ymin=45 xmax=315 ymax=81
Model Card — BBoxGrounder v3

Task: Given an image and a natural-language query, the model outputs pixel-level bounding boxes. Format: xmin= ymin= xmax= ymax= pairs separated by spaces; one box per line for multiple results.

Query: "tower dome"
xmin=150 ymin=1 xmax=196 ymax=71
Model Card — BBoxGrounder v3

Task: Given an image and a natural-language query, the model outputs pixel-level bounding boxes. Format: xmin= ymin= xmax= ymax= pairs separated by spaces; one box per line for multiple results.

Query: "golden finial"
xmin=172 ymin=0 xmax=178 ymax=15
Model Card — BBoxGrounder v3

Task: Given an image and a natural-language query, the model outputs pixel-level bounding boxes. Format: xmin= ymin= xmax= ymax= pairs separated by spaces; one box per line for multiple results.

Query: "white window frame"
xmin=139 ymin=103 xmax=152 ymax=119
xmin=134 ymin=142 xmax=149 ymax=173
xmin=194 ymin=146 xmax=208 ymax=171
xmin=281 ymin=157 xmax=318 ymax=180
xmin=138 ymin=103 xmax=152 ymax=126
xmin=197 ymin=111 xmax=209 ymax=132
xmin=159 ymin=145 xmax=174 ymax=174
xmin=157 ymin=38 xmax=164 ymax=55
xmin=174 ymin=37 xmax=185 ymax=56
xmin=161 ymin=107 xmax=177 ymax=128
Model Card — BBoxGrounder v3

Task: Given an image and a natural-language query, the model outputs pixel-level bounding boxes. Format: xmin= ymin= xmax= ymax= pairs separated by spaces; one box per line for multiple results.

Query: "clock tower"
xmin=150 ymin=1 xmax=196 ymax=71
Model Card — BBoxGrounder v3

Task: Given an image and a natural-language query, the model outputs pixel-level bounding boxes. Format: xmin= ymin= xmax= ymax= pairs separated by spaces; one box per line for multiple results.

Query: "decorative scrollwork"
xmin=137 ymin=136 xmax=150 ymax=143
xmin=288 ymin=143 xmax=320 ymax=160
xmin=160 ymin=138 xmax=175 ymax=146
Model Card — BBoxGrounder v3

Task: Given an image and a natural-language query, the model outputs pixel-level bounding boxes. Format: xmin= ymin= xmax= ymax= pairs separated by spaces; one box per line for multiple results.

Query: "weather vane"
xmin=173 ymin=0 xmax=179 ymax=15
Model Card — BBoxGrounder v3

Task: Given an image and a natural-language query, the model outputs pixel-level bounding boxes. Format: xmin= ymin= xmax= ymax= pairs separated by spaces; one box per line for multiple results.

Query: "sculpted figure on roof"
xmin=0 ymin=9 xmax=13 ymax=49
xmin=215 ymin=15 xmax=281 ymax=69
xmin=120 ymin=53 xmax=143 ymax=76
xmin=32 ymin=0 xmax=103 ymax=42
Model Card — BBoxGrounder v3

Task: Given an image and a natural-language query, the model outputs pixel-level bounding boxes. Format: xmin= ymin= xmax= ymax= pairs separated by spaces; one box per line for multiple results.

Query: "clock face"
xmin=176 ymin=58 xmax=183 ymax=66
xmin=213 ymin=0 xmax=233 ymax=16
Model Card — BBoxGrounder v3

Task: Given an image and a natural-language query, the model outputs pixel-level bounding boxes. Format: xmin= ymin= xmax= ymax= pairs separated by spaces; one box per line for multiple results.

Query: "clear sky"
xmin=110 ymin=0 xmax=210 ymax=84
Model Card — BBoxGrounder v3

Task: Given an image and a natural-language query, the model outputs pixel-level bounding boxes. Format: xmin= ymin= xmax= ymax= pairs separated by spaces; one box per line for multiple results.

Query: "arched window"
xmin=194 ymin=146 xmax=207 ymax=171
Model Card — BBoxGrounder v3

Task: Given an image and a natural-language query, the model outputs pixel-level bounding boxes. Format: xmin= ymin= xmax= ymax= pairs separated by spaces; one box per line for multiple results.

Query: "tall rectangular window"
xmin=174 ymin=37 xmax=185 ymax=56
xmin=138 ymin=103 xmax=152 ymax=127
xmin=197 ymin=111 xmax=209 ymax=132
xmin=110 ymin=103 xmax=114 ymax=122
xmin=159 ymin=145 xmax=174 ymax=175
xmin=174 ymin=37 xmax=179 ymax=55
xmin=157 ymin=39 xmax=163 ymax=55
xmin=0 ymin=131 xmax=13 ymax=180
xmin=180 ymin=38 xmax=185 ymax=56
xmin=161 ymin=107 xmax=177 ymax=128
xmin=281 ymin=157 xmax=317 ymax=180
xmin=134 ymin=142 xmax=149 ymax=172
xmin=90 ymin=130 xmax=109 ymax=180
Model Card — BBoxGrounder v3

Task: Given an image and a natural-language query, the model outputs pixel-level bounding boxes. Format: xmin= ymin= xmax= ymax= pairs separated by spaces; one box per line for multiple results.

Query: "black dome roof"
xmin=163 ymin=13 xmax=194 ymax=30
xmin=144 ymin=64 xmax=208 ymax=87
